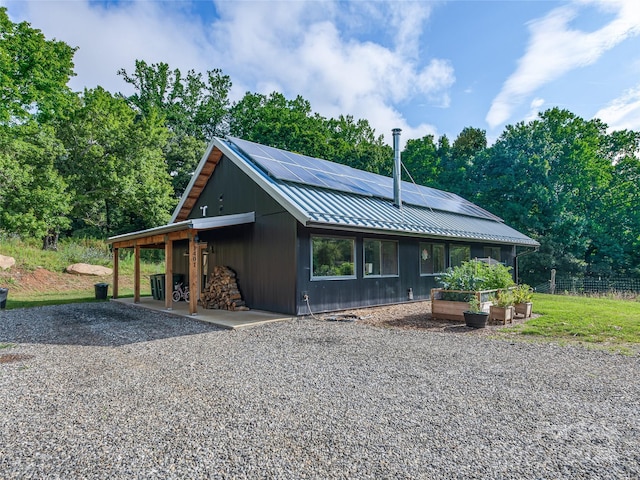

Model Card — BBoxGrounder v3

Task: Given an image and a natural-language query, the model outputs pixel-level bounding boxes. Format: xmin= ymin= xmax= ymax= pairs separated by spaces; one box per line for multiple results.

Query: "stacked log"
xmin=201 ymin=266 xmax=249 ymax=311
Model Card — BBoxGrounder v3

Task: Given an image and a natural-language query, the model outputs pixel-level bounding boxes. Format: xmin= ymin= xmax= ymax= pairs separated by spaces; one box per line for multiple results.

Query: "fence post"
xmin=550 ymin=269 xmax=556 ymax=295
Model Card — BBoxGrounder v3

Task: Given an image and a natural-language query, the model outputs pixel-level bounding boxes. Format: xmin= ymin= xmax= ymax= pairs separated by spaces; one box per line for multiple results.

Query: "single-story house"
xmin=108 ymin=130 xmax=539 ymax=316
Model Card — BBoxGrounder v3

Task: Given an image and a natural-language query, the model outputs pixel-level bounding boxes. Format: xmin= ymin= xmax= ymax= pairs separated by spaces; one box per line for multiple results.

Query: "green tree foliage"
xmin=0 ymin=7 xmax=76 ymax=124
xmin=230 ymin=93 xmax=392 ymax=175
xmin=56 ymin=87 xmax=175 ymax=237
xmin=401 ymin=134 xmax=441 ymax=187
xmin=229 ymin=92 xmax=329 ymax=157
xmin=0 ymin=122 xmax=71 ymax=241
xmin=325 ymin=115 xmax=391 ymax=175
xmin=118 ymin=60 xmax=232 ymax=197
xmin=0 ymin=8 xmax=74 ymax=246
xmin=472 ymin=108 xmax=639 ymax=284
xmin=444 ymin=127 xmax=487 ymax=198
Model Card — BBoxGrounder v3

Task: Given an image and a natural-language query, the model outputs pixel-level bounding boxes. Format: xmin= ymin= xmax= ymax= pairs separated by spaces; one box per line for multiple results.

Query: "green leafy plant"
xmin=467 ymin=294 xmax=482 ymax=313
xmin=491 ymin=290 xmax=515 ymax=307
xmin=437 ymin=260 xmax=515 ymax=291
xmin=512 ymin=284 xmax=533 ymax=304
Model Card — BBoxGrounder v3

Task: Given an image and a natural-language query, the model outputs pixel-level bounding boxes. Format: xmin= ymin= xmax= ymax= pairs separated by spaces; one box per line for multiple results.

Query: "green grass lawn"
xmin=511 ymin=293 xmax=640 ymax=353
xmin=5 ymin=287 xmax=151 ymax=309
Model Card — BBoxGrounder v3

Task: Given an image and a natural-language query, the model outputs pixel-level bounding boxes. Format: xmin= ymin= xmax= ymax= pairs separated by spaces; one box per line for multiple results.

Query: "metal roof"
xmin=108 ymin=212 xmax=256 ymax=244
xmin=218 ymin=138 xmax=539 ymax=247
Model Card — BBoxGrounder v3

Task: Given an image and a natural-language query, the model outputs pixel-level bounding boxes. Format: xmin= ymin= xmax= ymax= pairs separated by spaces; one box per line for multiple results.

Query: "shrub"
xmin=437 ymin=260 xmax=515 ymax=291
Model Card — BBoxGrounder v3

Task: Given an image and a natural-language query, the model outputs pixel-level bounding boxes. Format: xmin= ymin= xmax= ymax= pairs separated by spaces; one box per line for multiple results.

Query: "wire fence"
xmin=534 ymin=277 xmax=640 ymax=296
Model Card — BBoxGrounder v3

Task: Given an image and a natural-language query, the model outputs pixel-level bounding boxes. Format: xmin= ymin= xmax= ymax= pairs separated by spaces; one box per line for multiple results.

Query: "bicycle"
xmin=172 ymin=282 xmax=190 ymax=302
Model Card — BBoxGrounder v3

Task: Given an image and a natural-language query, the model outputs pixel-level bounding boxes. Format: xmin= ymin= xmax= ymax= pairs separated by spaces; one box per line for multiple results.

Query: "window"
xmin=483 ymin=246 xmax=501 ymax=262
xmin=419 ymin=242 xmax=445 ymax=274
xmin=311 ymin=236 xmax=355 ymax=279
xmin=364 ymin=239 xmax=398 ymax=276
xmin=449 ymin=245 xmax=470 ymax=268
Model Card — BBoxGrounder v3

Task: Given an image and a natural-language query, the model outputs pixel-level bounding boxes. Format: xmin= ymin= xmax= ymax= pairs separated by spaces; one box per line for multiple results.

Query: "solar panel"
xmin=227 ymin=136 xmax=501 ymax=221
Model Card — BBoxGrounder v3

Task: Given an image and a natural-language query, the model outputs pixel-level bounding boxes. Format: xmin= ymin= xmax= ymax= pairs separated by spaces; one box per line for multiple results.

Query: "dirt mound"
xmin=0 ymin=267 xmax=114 ymax=294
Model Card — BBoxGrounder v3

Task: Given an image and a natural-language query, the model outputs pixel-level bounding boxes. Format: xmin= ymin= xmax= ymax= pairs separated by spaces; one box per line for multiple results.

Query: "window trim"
xmin=310 ymin=235 xmax=357 ymax=281
xmin=363 ymin=238 xmax=399 ymax=278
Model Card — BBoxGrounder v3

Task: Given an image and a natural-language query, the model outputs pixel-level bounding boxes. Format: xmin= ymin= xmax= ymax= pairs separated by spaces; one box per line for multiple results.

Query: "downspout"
xmin=392 ymin=128 xmax=402 ymax=209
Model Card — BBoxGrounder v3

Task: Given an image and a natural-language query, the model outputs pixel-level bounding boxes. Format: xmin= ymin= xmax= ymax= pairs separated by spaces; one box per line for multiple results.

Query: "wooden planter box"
xmin=430 ymin=288 xmax=495 ymax=321
xmin=489 ymin=305 xmax=514 ymax=325
xmin=514 ymin=302 xmax=532 ymax=318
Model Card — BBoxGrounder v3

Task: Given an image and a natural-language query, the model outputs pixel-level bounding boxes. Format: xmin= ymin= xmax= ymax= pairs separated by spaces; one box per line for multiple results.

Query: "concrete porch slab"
xmin=112 ymin=296 xmax=295 ymax=330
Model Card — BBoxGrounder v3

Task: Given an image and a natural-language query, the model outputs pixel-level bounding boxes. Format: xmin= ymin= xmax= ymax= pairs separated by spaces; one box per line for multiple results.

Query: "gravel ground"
xmin=0 ymin=302 xmax=638 ymax=479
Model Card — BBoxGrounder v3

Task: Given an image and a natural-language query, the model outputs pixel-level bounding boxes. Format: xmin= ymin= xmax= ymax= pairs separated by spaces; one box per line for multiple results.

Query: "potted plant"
xmin=512 ymin=284 xmax=533 ymax=318
xmin=489 ymin=290 xmax=515 ymax=325
xmin=463 ymin=293 xmax=489 ymax=328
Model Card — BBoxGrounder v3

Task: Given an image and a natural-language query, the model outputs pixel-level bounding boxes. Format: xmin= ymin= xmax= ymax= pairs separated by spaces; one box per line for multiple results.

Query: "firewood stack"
xmin=200 ymin=266 xmax=249 ymax=311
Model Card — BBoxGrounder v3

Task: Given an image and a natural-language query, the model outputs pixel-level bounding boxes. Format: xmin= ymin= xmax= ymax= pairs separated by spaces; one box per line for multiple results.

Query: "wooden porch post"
xmin=112 ymin=247 xmax=119 ymax=299
xmin=134 ymin=244 xmax=140 ymax=303
xmin=165 ymin=236 xmax=173 ymax=310
xmin=188 ymin=231 xmax=198 ymax=315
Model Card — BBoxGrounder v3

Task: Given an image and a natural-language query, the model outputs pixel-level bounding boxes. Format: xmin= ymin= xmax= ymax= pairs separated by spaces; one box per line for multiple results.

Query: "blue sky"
xmin=3 ymin=0 xmax=640 ymax=145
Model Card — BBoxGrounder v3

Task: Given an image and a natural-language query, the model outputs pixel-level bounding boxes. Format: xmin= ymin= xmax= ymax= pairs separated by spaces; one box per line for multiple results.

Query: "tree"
xmin=56 ymin=87 xmax=175 ymax=237
xmin=0 ymin=122 xmax=70 ymax=244
xmin=0 ymin=8 xmax=75 ymax=247
xmin=325 ymin=115 xmax=391 ymax=175
xmin=118 ymin=60 xmax=232 ymax=197
xmin=442 ymin=127 xmax=487 ymax=198
xmin=475 ymin=108 xmax=637 ymax=285
xmin=230 ymin=92 xmax=330 ymax=158
xmin=401 ymin=134 xmax=441 ymax=187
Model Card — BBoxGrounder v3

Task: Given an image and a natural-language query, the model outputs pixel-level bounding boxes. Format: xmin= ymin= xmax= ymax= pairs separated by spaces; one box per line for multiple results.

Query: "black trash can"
xmin=0 ymin=287 xmax=8 ymax=309
xmin=94 ymin=283 xmax=109 ymax=300
xmin=150 ymin=274 xmax=159 ymax=300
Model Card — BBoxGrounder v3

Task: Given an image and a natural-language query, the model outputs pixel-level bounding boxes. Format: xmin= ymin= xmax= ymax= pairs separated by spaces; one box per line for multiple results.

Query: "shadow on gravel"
xmin=0 ymin=302 xmax=222 ymax=347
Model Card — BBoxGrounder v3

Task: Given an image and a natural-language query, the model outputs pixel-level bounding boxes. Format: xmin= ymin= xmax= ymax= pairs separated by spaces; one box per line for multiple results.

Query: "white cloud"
xmin=209 ymin=0 xmax=451 ymax=143
xmin=3 ymin=0 xmax=452 ymax=144
xmin=486 ymin=0 xmax=640 ymax=129
xmin=595 ymin=85 xmax=640 ymax=131
xmin=524 ymin=97 xmax=545 ymax=123
xmin=3 ymin=0 xmax=217 ymax=95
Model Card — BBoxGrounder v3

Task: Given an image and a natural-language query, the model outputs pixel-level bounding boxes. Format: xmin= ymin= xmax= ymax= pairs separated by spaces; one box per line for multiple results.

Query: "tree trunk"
xmin=42 ymin=230 xmax=59 ymax=251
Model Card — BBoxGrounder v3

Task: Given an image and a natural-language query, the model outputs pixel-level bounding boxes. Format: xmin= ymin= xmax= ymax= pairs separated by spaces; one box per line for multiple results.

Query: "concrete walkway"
xmin=112 ymin=296 xmax=295 ymax=330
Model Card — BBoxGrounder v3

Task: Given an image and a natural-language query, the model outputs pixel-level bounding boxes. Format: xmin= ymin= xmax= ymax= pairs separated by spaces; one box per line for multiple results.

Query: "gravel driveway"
xmin=1 ymin=302 xmax=638 ymax=479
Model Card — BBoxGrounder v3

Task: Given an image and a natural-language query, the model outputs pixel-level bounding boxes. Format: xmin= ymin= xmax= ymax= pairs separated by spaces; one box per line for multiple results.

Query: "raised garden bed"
xmin=430 ymin=288 xmax=497 ymax=322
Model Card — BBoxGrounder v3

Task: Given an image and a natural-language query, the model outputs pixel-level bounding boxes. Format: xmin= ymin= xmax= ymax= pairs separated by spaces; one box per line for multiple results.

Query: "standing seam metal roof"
xmin=221 ymin=138 xmax=539 ymax=247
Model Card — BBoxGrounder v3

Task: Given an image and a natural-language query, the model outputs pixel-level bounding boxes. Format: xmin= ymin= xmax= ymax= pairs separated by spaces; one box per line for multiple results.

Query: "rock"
xmin=65 ymin=263 xmax=112 ymax=276
xmin=0 ymin=255 xmax=16 ymax=270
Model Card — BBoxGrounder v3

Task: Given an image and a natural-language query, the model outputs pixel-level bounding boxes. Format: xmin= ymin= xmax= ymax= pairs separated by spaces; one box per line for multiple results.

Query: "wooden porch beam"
xmin=188 ymin=231 xmax=198 ymax=315
xmin=165 ymin=236 xmax=173 ymax=310
xmin=111 ymin=230 xmax=190 ymax=249
xmin=134 ymin=244 xmax=140 ymax=303
xmin=113 ymin=247 xmax=119 ymax=299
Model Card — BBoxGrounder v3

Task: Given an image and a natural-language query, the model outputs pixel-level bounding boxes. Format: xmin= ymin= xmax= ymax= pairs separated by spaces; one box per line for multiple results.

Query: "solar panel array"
xmin=227 ymin=136 xmax=501 ymax=221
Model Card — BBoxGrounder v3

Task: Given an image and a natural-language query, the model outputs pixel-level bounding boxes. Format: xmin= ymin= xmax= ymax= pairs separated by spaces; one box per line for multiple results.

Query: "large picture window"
xmin=449 ymin=245 xmax=470 ymax=268
xmin=311 ymin=236 xmax=355 ymax=279
xmin=419 ymin=242 xmax=445 ymax=275
xmin=364 ymin=239 xmax=398 ymax=276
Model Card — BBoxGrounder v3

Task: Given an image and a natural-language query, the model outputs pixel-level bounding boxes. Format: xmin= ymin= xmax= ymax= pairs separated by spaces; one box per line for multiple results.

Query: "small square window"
xmin=420 ymin=243 xmax=445 ymax=274
xmin=364 ymin=239 xmax=398 ymax=277
xmin=449 ymin=245 xmax=470 ymax=268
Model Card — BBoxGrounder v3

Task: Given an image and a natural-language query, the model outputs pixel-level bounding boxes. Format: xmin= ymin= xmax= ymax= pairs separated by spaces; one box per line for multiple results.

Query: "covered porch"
xmin=112 ymin=296 xmax=294 ymax=329
xmin=108 ymin=212 xmax=255 ymax=315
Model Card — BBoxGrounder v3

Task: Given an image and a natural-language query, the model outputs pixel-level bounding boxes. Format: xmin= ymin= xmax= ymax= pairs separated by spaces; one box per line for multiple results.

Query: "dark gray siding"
xmin=295 ymin=226 xmax=517 ymax=315
xmin=188 ymin=157 xmax=298 ymax=314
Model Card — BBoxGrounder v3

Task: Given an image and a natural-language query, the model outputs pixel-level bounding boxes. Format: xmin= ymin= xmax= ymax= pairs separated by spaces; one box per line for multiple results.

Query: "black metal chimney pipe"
xmin=392 ymin=128 xmax=402 ymax=209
